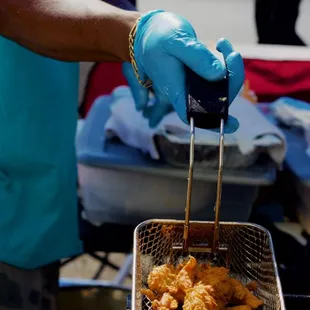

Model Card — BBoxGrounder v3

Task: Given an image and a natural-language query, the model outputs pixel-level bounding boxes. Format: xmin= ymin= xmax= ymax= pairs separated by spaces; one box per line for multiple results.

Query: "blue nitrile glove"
xmin=123 ymin=10 xmax=244 ymax=131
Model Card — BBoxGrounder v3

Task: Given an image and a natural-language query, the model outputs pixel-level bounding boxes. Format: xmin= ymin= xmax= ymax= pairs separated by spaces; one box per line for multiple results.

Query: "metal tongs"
xmin=174 ymin=67 xmax=229 ymax=256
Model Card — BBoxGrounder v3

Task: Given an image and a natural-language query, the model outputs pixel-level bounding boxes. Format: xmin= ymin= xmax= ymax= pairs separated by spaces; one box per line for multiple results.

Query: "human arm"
xmin=0 ymin=0 xmax=141 ymax=62
xmin=123 ymin=10 xmax=245 ymax=129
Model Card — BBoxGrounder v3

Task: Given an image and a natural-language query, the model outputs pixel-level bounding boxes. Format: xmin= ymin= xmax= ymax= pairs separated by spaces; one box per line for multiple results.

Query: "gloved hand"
xmin=123 ymin=10 xmax=244 ymax=131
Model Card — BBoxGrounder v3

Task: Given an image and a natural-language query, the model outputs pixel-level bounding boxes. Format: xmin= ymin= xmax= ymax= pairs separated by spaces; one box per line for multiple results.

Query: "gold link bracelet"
xmin=129 ymin=18 xmax=153 ymax=89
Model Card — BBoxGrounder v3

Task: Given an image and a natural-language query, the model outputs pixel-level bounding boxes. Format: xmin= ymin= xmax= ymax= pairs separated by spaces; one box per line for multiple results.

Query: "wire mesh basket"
xmin=132 ymin=220 xmax=285 ymax=310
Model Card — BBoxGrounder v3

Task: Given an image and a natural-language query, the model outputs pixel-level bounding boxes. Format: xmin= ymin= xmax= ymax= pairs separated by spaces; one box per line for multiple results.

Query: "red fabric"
xmin=244 ymin=59 xmax=310 ymax=103
xmin=80 ymin=58 xmax=310 ymax=118
xmin=80 ymin=62 xmax=128 ymax=118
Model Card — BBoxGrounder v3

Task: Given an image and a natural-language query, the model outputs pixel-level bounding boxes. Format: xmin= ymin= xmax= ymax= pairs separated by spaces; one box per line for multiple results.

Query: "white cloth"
xmin=104 ymin=87 xmax=287 ymax=166
xmin=274 ymin=103 xmax=309 ymax=127
xmin=76 ymin=119 xmax=85 ymax=146
xmin=271 ymin=97 xmax=310 ymax=159
xmin=271 ymin=97 xmax=310 ymax=129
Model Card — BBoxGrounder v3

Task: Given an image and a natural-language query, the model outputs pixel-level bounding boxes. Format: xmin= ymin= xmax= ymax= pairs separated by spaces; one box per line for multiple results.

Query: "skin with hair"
xmin=0 ymin=0 xmax=141 ymax=62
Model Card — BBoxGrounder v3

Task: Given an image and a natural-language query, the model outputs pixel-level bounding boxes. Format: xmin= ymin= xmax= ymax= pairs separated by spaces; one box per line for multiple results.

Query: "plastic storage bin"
xmin=155 ymin=135 xmax=260 ymax=169
xmin=281 ymin=128 xmax=310 ymax=234
xmin=76 ymin=89 xmax=276 ymax=227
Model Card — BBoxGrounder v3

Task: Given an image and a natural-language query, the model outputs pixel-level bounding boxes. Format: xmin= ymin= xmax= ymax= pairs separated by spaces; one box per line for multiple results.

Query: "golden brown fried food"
xmin=176 ymin=256 xmax=197 ymax=293
xmin=141 ymin=288 xmax=158 ymax=301
xmin=241 ymin=291 xmax=264 ymax=309
xmin=147 ymin=264 xmax=178 ymax=295
xmin=197 ymin=266 xmax=234 ymax=306
xmin=229 ymin=279 xmax=247 ymax=301
xmin=230 ymin=279 xmax=263 ymax=309
xmin=141 ymin=289 xmax=178 ymax=309
xmin=152 ymin=295 xmax=176 ymax=310
xmin=152 ymin=293 xmax=178 ymax=310
xmin=245 ymin=281 xmax=257 ymax=292
xmin=142 ymin=256 xmax=264 ymax=310
xmin=183 ymin=283 xmax=218 ymax=310
xmin=196 ymin=265 xmax=228 ymax=283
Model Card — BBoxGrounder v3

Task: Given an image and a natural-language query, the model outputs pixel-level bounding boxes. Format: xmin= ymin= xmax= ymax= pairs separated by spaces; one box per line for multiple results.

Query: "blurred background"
xmin=138 ymin=0 xmax=310 ymax=45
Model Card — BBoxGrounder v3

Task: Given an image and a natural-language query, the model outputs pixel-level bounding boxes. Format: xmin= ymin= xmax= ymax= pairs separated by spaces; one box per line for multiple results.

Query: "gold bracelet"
xmin=129 ymin=18 xmax=153 ymax=89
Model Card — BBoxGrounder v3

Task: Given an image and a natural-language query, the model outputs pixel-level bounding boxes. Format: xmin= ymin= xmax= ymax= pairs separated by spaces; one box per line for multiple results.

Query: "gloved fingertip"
xmin=145 ymin=107 xmax=161 ymax=128
xmin=122 ymin=61 xmax=132 ymax=73
xmin=216 ymin=38 xmax=234 ymax=59
xmin=135 ymin=90 xmax=149 ymax=112
xmin=226 ymin=51 xmax=242 ymax=60
xmin=203 ymin=59 xmax=226 ymax=81
xmin=136 ymin=101 xmax=146 ymax=111
xmin=174 ymin=90 xmax=189 ymax=125
xmin=135 ymin=101 xmax=145 ymax=111
xmin=207 ymin=115 xmax=239 ymax=134
xmin=149 ymin=118 xmax=159 ymax=129
xmin=148 ymin=102 xmax=170 ymax=128
xmin=228 ymin=52 xmax=244 ymax=66
xmin=226 ymin=52 xmax=245 ymax=103
xmin=226 ymin=52 xmax=244 ymax=75
xmin=216 ymin=38 xmax=233 ymax=52
xmin=225 ymin=115 xmax=239 ymax=133
xmin=142 ymin=106 xmax=151 ymax=118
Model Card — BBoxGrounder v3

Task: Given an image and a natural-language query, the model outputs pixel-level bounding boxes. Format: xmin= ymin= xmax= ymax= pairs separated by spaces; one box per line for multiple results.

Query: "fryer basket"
xmin=132 ymin=220 xmax=285 ymax=310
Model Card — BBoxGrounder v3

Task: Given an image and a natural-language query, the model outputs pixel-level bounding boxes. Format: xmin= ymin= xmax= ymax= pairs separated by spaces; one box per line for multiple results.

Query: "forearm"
xmin=0 ymin=0 xmax=141 ymax=62
xmin=20 ymin=38 xmax=124 ymax=62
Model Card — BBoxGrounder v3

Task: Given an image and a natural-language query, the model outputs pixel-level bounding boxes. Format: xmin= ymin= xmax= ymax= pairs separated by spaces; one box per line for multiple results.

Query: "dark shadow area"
xmin=255 ymin=0 xmax=306 ymax=46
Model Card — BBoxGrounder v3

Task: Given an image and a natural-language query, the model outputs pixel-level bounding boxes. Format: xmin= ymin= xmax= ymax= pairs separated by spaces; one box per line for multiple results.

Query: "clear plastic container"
xmin=76 ymin=89 xmax=263 ymax=226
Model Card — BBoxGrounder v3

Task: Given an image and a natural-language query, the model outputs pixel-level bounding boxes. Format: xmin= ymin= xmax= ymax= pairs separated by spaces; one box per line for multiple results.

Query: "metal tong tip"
xmin=183 ymin=117 xmax=225 ymax=253
xmin=183 ymin=117 xmax=195 ymax=251
xmin=213 ymin=118 xmax=225 ymax=252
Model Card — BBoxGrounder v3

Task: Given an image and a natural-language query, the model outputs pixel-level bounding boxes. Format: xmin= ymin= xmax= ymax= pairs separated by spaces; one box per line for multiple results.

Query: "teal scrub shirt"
xmin=0 ymin=37 xmax=83 ymax=269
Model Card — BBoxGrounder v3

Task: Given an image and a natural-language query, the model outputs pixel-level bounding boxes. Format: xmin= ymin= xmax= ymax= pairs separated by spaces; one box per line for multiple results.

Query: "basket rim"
xmin=132 ymin=219 xmax=286 ymax=310
xmin=134 ymin=219 xmax=274 ymax=235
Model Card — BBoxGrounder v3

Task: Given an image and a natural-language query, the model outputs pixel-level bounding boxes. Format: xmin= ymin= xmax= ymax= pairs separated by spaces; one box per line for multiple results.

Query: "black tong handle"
xmin=186 ymin=67 xmax=229 ymax=130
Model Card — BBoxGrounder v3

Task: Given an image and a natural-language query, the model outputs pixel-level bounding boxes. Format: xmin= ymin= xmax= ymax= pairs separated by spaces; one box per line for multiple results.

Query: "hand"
xmin=123 ymin=10 xmax=244 ymax=130
xmin=123 ymin=61 xmax=174 ymax=128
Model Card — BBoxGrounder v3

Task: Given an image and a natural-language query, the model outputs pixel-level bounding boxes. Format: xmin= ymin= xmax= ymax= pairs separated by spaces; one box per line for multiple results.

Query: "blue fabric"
xmin=123 ymin=10 xmax=244 ymax=131
xmin=0 ymin=37 xmax=83 ymax=269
